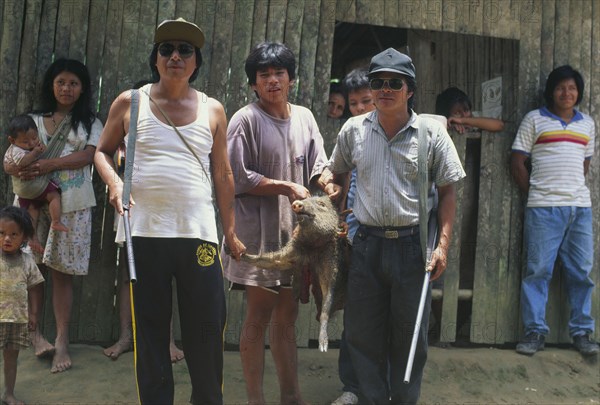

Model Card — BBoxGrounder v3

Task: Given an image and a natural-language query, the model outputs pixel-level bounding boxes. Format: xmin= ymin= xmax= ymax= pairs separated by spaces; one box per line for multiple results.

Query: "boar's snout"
xmin=292 ymin=200 xmax=304 ymax=213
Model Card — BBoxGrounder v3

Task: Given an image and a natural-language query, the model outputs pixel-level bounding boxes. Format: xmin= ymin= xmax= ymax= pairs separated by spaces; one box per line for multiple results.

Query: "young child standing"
xmin=3 ymin=115 xmax=68 ymax=252
xmin=0 ymin=206 xmax=45 ymax=405
xmin=331 ymin=68 xmax=376 ymax=405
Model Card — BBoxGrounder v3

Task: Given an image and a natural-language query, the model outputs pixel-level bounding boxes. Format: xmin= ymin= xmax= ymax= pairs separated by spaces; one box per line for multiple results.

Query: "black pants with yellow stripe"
xmin=131 ymin=237 xmax=226 ymax=405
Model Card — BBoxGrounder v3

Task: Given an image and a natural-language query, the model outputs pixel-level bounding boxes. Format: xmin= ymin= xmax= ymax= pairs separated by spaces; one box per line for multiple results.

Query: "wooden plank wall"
xmin=1 ymin=0 xmax=598 ymax=346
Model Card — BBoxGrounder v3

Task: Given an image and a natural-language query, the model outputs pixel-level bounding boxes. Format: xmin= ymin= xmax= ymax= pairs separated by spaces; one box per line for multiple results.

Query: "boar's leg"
xmin=241 ymin=245 xmax=296 ymax=271
xmin=317 ymin=268 xmax=337 ymax=352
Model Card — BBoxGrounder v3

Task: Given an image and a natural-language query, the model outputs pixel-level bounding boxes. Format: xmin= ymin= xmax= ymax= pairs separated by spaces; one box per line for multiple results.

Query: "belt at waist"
xmin=360 ymin=225 xmax=419 ymax=239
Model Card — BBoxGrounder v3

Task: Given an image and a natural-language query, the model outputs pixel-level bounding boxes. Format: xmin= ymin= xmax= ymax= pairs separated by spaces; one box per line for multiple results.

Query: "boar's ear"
xmin=311 ymin=189 xmax=327 ymax=198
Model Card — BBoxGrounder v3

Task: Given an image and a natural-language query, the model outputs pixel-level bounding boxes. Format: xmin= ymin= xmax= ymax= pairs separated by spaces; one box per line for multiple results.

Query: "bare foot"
xmin=103 ymin=338 xmax=133 ymax=360
xmin=170 ymin=341 xmax=185 ymax=363
xmin=51 ymin=221 xmax=69 ymax=233
xmin=50 ymin=344 xmax=71 ymax=373
xmin=30 ymin=330 xmax=55 ymax=358
xmin=28 ymin=237 xmax=45 ymax=254
xmin=1 ymin=393 xmax=25 ymax=405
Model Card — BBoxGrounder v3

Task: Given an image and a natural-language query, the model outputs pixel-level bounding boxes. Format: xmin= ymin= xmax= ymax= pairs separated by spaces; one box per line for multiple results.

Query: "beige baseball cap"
xmin=154 ymin=17 xmax=205 ymax=49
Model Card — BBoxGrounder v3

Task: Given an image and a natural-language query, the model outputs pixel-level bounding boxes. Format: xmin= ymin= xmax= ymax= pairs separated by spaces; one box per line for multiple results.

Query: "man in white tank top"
xmin=94 ymin=18 xmax=245 ymax=405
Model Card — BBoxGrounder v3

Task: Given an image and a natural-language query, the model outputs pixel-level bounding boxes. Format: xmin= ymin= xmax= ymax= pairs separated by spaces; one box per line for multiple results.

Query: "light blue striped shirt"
xmin=328 ymin=110 xmax=465 ymax=227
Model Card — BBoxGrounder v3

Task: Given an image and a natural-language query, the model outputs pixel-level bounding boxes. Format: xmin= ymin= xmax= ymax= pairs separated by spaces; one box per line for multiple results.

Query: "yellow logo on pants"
xmin=196 ymin=243 xmax=216 ymax=267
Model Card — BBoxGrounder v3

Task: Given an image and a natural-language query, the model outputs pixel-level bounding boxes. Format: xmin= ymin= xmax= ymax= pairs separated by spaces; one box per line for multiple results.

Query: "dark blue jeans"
xmin=345 ymin=227 xmax=430 ymax=404
xmin=338 ymin=330 xmax=359 ymax=394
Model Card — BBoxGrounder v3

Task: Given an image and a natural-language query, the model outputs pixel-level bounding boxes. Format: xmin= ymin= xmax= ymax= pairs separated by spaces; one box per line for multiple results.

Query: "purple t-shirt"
xmin=222 ymin=102 xmax=327 ymax=287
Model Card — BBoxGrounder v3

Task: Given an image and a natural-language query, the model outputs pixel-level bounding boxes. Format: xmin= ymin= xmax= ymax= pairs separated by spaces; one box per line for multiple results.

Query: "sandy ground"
xmin=3 ymin=342 xmax=599 ymax=404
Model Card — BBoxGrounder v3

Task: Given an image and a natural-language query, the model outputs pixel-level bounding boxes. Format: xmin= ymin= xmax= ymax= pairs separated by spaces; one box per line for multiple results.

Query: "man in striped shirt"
xmin=319 ymin=48 xmax=465 ymax=404
xmin=511 ymin=65 xmax=598 ymax=356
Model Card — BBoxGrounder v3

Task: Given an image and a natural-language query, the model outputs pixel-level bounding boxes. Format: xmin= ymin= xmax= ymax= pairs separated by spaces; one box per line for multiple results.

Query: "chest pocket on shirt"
xmin=396 ymin=143 xmax=419 ymax=180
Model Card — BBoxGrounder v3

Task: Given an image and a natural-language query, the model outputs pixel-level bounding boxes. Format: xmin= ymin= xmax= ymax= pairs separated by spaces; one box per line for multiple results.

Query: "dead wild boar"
xmin=240 ymin=195 xmax=351 ymax=352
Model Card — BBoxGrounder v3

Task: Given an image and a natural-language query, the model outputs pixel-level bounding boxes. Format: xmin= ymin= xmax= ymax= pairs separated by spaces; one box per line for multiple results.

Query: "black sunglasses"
xmin=158 ymin=43 xmax=195 ymax=58
xmin=370 ymin=78 xmax=404 ymax=91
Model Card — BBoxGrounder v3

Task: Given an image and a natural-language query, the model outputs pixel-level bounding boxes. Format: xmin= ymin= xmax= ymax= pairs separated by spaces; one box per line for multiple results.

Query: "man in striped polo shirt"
xmin=512 ymin=65 xmax=598 ymax=356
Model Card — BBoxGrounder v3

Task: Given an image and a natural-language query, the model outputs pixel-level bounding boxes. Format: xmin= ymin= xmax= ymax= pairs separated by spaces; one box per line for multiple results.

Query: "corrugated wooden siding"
xmin=0 ymin=0 xmax=598 ymax=346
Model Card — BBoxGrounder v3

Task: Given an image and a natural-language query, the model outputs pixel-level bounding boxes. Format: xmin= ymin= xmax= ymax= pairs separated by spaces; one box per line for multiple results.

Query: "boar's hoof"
xmin=319 ymin=328 xmax=329 ymax=352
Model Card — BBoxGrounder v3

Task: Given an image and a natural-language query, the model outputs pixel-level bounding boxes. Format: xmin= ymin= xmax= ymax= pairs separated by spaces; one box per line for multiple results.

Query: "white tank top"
xmin=116 ymin=84 xmax=217 ymax=243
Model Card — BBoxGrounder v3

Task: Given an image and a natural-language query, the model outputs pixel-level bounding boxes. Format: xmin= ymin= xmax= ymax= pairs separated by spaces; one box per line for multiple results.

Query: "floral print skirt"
xmin=35 ymin=206 xmax=92 ymax=275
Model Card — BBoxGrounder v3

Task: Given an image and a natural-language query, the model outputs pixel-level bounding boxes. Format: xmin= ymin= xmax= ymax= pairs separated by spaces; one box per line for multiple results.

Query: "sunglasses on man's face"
xmin=369 ymin=78 xmax=404 ymax=91
xmin=158 ymin=43 xmax=195 ymax=58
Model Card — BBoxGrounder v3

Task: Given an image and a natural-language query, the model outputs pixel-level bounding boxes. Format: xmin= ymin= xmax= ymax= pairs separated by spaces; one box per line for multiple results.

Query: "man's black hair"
xmin=435 ymin=87 xmax=472 ymax=118
xmin=7 ymin=114 xmax=37 ymax=140
xmin=405 ymin=76 xmax=417 ymax=111
xmin=329 ymin=82 xmax=343 ymax=96
xmin=0 ymin=206 xmax=35 ymax=242
xmin=37 ymin=58 xmax=96 ymax=135
xmin=149 ymin=44 xmax=203 ymax=83
xmin=342 ymin=69 xmax=370 ymax=96
xmin=543 ymin=65 xmax=584 ymax=108
xmin=244 ymin=42 xmax=296 ymax=86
